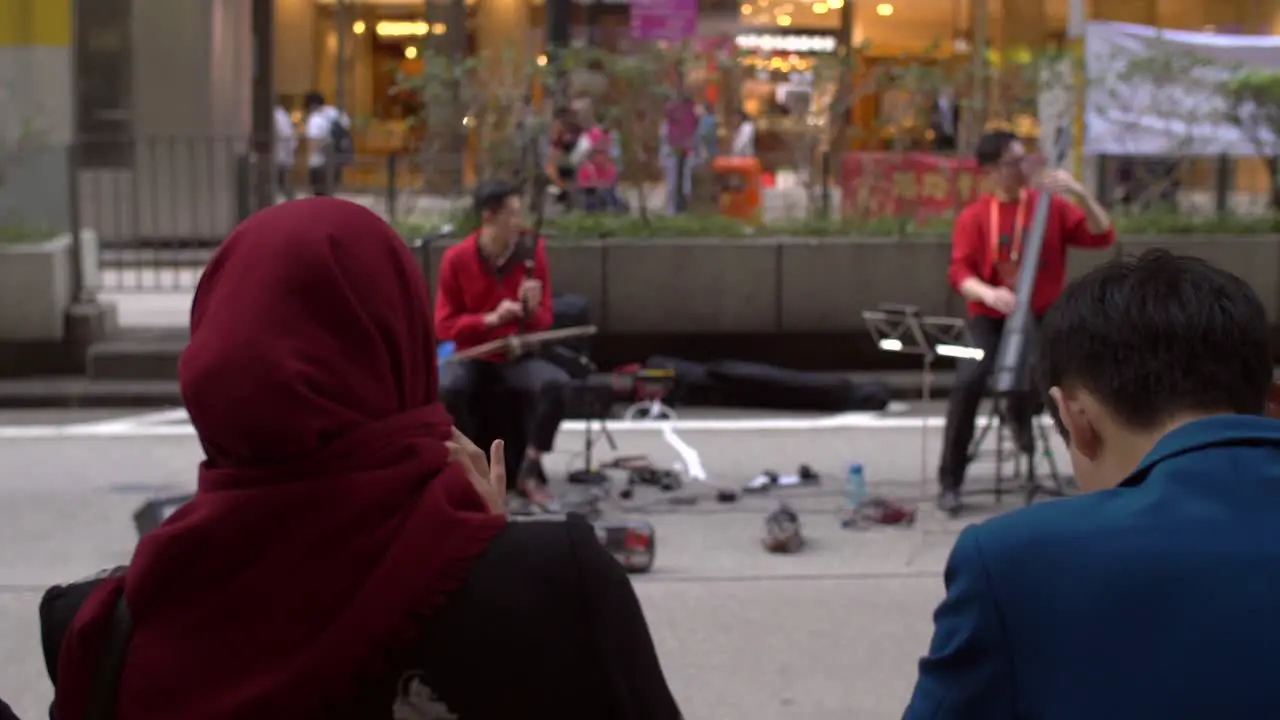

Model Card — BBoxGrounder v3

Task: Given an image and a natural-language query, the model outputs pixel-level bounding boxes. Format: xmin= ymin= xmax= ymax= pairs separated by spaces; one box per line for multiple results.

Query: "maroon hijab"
xmin=55 ymin=198 xmax=506 ymax=718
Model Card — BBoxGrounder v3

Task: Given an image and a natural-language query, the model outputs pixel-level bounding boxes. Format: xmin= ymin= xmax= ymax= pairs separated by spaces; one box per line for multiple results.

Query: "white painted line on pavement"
xmin=65 ymin=408 xmax=190 ymax=432
xmin=0 ymin=424 xmax=194 ymax=439
xmin=0 ymin=411 xmax=1054 ymax=440
xmin=661 ymin=424 xmax=708 ymax=482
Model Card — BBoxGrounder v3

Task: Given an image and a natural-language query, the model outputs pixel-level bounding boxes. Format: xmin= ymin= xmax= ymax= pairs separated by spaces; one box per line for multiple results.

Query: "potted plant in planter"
xmin=0 ymin=106 xmax=98 ymax=342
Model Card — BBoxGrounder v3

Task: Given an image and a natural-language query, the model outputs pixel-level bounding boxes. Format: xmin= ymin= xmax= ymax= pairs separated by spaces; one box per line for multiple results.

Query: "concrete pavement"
xmin=0 ymin=407 xmax=1061 ymax=719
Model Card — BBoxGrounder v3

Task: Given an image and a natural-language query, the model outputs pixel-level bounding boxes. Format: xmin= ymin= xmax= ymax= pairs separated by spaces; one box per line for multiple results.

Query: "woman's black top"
xmin=40 ymin=515 xmax=682 ymax=719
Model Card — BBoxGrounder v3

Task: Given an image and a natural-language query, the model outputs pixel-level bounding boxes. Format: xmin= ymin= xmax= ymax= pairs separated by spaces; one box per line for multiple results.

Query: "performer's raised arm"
xmin=1038 ymin=171 xmax=1116 ymax=248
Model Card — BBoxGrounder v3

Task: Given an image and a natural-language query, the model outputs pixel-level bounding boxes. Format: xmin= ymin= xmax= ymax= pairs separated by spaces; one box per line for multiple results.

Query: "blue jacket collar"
xmin=1120 ymin=415 xmax=1280 ymax=488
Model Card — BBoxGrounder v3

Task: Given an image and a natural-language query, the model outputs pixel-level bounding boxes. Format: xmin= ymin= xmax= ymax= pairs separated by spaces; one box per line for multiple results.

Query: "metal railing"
xmin=64 ymin=135 xmax=1270 ymax=293
xmin=71 ymin=137 xmax=473 ymax=291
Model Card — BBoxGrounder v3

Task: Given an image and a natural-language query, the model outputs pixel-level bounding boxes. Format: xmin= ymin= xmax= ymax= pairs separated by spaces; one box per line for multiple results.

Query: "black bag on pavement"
xmin=707 ymin=360 xmax=889 ymax=412
xmin=644 ymin=355 xmax=714 ymax=406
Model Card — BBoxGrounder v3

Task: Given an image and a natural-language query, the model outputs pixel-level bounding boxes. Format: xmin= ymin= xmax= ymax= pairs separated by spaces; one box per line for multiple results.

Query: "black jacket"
xmin=41 ymin=515 xmax=681 ymax=719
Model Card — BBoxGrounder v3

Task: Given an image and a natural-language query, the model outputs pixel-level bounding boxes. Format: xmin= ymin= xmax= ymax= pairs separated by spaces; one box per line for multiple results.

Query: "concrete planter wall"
xmin=423 ymin=234 xmax=1280 ymax=334
xmin=0 ymin=233 xmax=76 ymax=341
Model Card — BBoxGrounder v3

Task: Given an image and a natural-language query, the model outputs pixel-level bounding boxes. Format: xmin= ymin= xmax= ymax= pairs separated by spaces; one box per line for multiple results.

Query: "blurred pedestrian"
xmin=696 ymin=101 xmax=719 ymax=164
xmin=272 ymin=99 xmax=296 ymax=199
xmin=730 ymin=108 xmax=756 ymax=158
xmin=302 ymin=91 xmax=352 ymax=197
xmin=577 ymin=127 xmax=623 ymax=212
xmin=545 ymin=105 xmax=582 ymax=210
xmin=661 ymin=94 xmax=697 ymax=214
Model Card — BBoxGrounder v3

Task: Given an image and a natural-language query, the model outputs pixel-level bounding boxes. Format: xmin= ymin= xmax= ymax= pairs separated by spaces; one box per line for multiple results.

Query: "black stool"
xmin=454 ymin=383 xmax=530 ymax=492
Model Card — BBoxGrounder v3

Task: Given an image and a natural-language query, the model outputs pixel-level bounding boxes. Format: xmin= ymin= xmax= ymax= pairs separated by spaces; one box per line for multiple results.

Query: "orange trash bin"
xmin=711 ymin=156 xmax=763 ymax=223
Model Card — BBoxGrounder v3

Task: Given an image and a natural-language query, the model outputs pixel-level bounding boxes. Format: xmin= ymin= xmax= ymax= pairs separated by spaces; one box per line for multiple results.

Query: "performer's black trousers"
xmin=938 ymin=314 xmax=1043 ymax=492
xmin=439 ymin=356 xmax=570 ymax=454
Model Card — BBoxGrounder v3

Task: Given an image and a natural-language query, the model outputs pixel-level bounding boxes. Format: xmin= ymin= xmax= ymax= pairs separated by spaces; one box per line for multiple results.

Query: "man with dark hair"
xmin=938 ymin=130 xmax=1115 ymax=515
xmin=906 ymin=250 xmax=1280 ymax=719
xmin=435 ymin=180 xmax=569 ymax=508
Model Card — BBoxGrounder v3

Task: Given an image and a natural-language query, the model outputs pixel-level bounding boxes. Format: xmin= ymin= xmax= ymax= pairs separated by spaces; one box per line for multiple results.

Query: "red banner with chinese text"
xmin=840 ymin=152 xmax=983 ymax=222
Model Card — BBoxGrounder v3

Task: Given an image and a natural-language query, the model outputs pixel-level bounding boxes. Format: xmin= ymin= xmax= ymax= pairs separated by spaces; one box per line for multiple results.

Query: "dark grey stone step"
xmin=87 ymin=332 xmax=188 ymax=381
xmin=0 ymin=377 xmax=181 ymax=408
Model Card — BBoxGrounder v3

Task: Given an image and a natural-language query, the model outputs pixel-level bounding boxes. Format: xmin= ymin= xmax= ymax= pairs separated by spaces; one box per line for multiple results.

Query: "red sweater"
xmin=948 ymin=191 xmax=1116 ymax=319
xmin=434 ymin=233 xmax=554 ymax=358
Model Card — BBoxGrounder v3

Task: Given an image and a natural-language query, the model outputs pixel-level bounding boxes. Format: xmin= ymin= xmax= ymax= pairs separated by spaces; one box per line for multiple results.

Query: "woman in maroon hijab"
xmin=42 ymin=198 xmax=680 ymax=719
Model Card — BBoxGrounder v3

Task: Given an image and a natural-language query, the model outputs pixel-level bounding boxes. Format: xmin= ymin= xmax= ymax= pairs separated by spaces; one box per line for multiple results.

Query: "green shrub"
xmin=0 ymin=224 xmax=54 ymax=245
xmin=1112 ymin=211 xmax=1280 ymax=235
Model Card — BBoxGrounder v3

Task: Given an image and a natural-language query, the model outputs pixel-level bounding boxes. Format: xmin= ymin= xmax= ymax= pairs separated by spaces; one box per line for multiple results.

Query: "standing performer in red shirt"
xmin=938 ymin=131 xmax=1116 ymax=516
xmin=436 ymin=181 xmax=570 ymax=508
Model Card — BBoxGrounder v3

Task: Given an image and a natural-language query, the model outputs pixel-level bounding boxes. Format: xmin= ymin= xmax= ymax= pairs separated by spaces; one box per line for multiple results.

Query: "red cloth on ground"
xmin=54 ymin=197 xmax=506 ymax=719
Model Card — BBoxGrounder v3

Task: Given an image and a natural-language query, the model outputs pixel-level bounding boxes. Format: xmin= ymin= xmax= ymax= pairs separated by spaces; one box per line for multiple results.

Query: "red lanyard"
xmin=988 ymin=189 xmax=1029 ymax=266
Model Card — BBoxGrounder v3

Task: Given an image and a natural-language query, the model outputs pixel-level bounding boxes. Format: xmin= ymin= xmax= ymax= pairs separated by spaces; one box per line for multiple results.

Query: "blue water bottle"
xmin=846 ymin=463 xmax=868 ymax=509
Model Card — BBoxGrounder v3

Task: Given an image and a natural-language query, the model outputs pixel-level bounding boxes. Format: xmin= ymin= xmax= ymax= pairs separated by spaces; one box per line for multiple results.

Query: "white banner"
xmin=1084 ymin=21 xmax=1280 ymax=156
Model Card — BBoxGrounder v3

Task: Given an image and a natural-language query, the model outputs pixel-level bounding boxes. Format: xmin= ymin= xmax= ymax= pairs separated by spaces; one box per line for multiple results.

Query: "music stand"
xmin=863 ymin=304 xmax=951 ymax=490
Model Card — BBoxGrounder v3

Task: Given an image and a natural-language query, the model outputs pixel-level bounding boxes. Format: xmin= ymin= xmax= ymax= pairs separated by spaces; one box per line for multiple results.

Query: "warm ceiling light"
xmin=352 ymin=20 xmax=366 ymax=34
xmin=875 ymin=2 xmax=894 ymax=16
xmin=740 ymin=3 xmax=753 ymax=13
xmin=536 ymin=54 xmax=548 ymax=66
xmin=431 ymin=22 xmax=447 ymax=34
xmin=404 ymin=46 xmax=418 ymax=59
xmin=827 ymin=0 xmax=844 ymax=7
xmin=777 ymin=13 xmax=792 ymax=25
xmin=377 ymin=21 xmax=428 ymax=37
xmin=812 ymin=2 xmax=828 ymax=12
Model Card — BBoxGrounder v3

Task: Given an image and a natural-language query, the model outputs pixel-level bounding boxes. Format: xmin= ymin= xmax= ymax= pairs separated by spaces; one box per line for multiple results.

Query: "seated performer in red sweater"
xmin=436 ymin=180 xmax=570 ymax=508
xmin=938 ymin=131 xmax=1116 ymax=517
